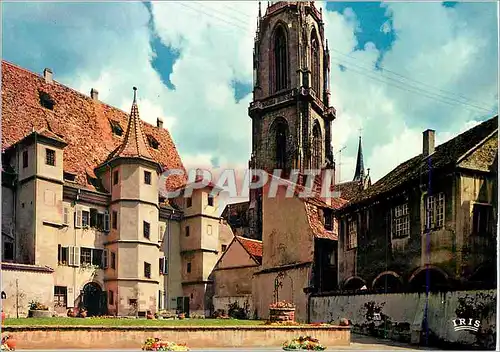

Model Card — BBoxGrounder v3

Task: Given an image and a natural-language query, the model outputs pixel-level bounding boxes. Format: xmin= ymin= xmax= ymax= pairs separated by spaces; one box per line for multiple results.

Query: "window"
xmin=67 ymin=246 xmax=80 ymax=267
xmin=3 ymin=241 xmax=14 ymax=261
xmin=103 ymin=211 xmax=110 ymax=232
xmin=187 ymin=262 xmax=191 ymax=273
xmin=347 ymin=218 xmax=357 ymax=249
xmin=63 ymin=172 xmax=76 ymax=182
xmin=185 ymin=226 xmax=190 ymax=237
xmin=113 ymin=171 xmax=119 ymax=185
xmin=81 ymin=210 xmax=90 ymax=227
xmin=39 ymin=91 xmax=55 ymax=110
xmin=58 ymin=245 xmax=68 ymax=264
xmin=108 ymin=290 xmax=114 ymax=306
xmin=91 ymin=249 xmax=103 ymax=267
xmin=46 ymin=148 xmax=55 ymax=166
xmin=80 ymin=248 xmax=92 ymax=265
xmin=109 ymin=120 xmax=123 ymax=136
xmin=186 ymin=197 xmax=192 ymax=208
xmin=324 ymin=209 xmax=333 ymax=231
xmin=312 ymin=123 xmax=322 ymax=170
xmin=472 ymin=203 xmax=493 ymax=235
xmin=147 ymin=135 xmax=159 ymax=149
xmin=144 ymin=262 xmax=151 ymax=278
xmin=222 ymin=244 xmax=227 ymax=252
xmin=63 ymin=207 xmax=70 ymax=226
xmin=274 ymin=26 xmax=288 ymax=92
xmin=159 ymin=257 xmax=167 ymax=275
xmin=54 ymin=286 xmax=67 ymax=308
xmin=112 ymin=211 xmax=118 ymax=229
xmin=207 ymin=224 xmax=212 ymax=236
xmin=311 ymin=31 xmax=320 ymax=94
xmin=144 ymin=171 xmax=152 ymax=185
xmin=143 ymin=221 xmax=150 ymax=239
xmin=275 ymin=120 xmax=288 ymax=170
xmin=425 ymin=192 xmax=445 ymax=229
xmin=392 ymin=203 xmax=410 ymax=238
xmin=129 ymin=298 xmax=137 ymax=307
xmin=111 ymin=252 xmax=116 ymax=270
xmin=208 ymin=195 xmax=214 ymax=207
xmin=22 ymin=151 xmax=28 ymax=168
xmin=159 ymin=225 xmax=165 ymax=242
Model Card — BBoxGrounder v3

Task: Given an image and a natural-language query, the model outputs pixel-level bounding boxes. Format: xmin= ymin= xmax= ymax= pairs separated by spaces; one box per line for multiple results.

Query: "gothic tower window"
xmin=273 ymin=26 xmax=288 ymax=92
xmin=273 ymin=118 xmax=288 ymax=170
xmin=311 ymin=30 xmax=320 ymax=94
xmin=312 ymin=122 xmax=322 ymax=169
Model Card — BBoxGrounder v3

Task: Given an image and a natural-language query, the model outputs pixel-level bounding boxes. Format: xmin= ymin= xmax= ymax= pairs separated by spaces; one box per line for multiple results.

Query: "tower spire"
xmin=112 ymin=87 xmax=154 ymax=161
xmin=353 ymin=133 xmax=365 ymax=182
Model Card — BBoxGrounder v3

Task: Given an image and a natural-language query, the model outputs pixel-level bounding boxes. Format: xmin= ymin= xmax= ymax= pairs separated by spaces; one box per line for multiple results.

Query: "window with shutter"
xmin=74 ymin=247 xmax=81 ymax=267
xmin=104 ymin=212 xmax=110 ymax=232
xmin=159 ymin=225 xmax=164 ymax=242
xmin=103 ymin=250 xmax=109 ymax=269
xmin=68 ymin=247 xmax=75 ymax=266
xmin=111 ymin=252 xmax=116 ymax=269
xmin=90 ymin=208 xmax=98 ymax=227
xmin=159 ymin=257 xmax=165 ymax=275
xmin=75 ymin=208 xmax=83 ymax=228
xmin=63 ymin=207 xmax=70 ymax=226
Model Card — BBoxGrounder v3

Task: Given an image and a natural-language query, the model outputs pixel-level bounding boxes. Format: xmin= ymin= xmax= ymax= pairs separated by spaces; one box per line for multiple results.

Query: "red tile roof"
xmin=236 ymin=236 xmax=262 ymax=264
xmin=304 ymin=202 xmax=338 ymax=241
xmin=1 ymin=60 xmax=186 ymax=191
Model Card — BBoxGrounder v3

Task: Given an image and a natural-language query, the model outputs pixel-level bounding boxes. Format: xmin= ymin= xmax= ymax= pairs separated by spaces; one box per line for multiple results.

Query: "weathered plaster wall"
xmin=1 ymin=267 xmax=54 ymax=318
xmin=213 ymin=294 xmax=254 ymax=317
xmin=310 ymin=290 xmax=496 ymax=349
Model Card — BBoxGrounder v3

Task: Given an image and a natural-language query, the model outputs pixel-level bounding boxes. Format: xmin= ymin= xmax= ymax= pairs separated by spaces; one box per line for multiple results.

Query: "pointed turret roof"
xmin=106 ymin=87 xmax=154 ymax=162
xmin=353 ymin=136 xmax=365 ymax=181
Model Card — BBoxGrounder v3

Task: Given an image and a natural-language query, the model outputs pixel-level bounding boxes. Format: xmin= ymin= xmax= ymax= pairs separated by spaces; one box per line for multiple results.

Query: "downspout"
xmin=166 ymin=210 xmax=173 ymax=309
xmin=73 ymin=188 xmax=80 ymax=308
xmin=33 ymin=133 xmax=38 ymax=265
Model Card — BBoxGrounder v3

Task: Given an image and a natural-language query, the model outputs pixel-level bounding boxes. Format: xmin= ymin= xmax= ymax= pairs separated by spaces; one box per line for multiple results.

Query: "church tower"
xmin=247 ymin=1 xmax=336 ymax=239
xmin=249 ymin=1 xmax=336 ymax=175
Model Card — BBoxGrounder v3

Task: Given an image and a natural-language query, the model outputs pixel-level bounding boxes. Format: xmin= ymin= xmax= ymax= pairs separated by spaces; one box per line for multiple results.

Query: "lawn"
xmin=3 ymin=317 xmax=265 ymax=326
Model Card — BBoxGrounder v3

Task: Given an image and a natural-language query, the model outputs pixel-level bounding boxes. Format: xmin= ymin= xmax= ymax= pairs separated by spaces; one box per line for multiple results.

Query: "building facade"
xmin=337 ymin=117 xmax=498 ymax=292
xmin=1 ymin=61 xmax=232 ymax=317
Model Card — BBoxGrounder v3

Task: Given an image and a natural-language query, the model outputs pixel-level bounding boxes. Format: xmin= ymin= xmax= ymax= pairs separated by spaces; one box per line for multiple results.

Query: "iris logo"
xmin=451 ymin=318 xmax=481 ymax=332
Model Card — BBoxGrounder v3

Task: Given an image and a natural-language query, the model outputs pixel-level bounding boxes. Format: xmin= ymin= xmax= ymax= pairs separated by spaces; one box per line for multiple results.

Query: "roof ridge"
xmin=236 ymin=235 xmax=262 ymax=243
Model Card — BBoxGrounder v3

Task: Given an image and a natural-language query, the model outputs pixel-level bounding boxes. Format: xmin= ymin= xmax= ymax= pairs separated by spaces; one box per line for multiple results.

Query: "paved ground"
xmin=17 ymin=334 xmax=437 ymax=351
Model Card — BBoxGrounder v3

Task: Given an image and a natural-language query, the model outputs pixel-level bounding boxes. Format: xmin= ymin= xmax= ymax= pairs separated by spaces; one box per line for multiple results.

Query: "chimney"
xmin=423 ymin=129 xmax=435 ymax=157
xmin=90 ymin=88 xmax=99 ymax=101
xmin=157 ymin=117 xmax=164 ymax=129
xmin=43 ymin=68 xmax=53 ymax=84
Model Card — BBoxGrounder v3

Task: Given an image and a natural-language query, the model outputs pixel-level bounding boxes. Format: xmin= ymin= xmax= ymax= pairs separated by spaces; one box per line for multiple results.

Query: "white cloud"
xmin=4 ymin=1 xmax=497 ymax=188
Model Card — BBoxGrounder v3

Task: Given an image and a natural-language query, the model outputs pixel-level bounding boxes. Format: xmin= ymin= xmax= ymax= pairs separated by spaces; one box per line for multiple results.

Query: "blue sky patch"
xmin=326 ymin=2 xmax=396 ymax=63
xmin=232 ymin=80 xmax=253 ymax=103
xmin=144 ymin=1 xmax=179 ymax=91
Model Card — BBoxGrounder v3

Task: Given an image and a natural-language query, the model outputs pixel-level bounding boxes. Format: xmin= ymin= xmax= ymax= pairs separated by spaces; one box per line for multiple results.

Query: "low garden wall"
xmin=310 ymin=290 xmax=496 ymax=350
xmin=2 ymin=325 xmax=350 ymax=349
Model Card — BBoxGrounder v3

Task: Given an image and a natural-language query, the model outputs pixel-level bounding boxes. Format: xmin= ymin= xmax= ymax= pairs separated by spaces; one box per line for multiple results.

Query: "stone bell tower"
xmin=247 ymin=1 xmax=336 ymax=240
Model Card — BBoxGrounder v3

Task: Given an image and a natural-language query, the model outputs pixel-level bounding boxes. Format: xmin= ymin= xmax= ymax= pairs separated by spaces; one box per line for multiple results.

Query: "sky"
xmin=2 ymin=1 xmax=498 ymax=207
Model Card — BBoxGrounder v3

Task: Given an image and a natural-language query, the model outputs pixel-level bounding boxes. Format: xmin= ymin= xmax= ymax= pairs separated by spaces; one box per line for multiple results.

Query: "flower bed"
xmin=282 ymin=336 xmax=326 ymax=351
xmin=141 ymin=337 xmax=189 ymax=351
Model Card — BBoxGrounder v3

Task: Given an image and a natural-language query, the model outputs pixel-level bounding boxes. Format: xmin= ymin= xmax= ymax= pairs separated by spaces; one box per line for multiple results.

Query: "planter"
xmin=269 ymin=307 xmax=296 ymax=322
xmin=28 ymin=310 xmax=51 ymax=318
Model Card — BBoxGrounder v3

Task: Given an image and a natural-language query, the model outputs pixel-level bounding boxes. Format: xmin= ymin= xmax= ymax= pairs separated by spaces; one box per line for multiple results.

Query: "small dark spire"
xmin=133 ymin=86 xmax=137 ymax=102
xmin=258 ymin=1 xmax=262 ymax=17
xmin=353 ymin=135 xmax=365 ymax=182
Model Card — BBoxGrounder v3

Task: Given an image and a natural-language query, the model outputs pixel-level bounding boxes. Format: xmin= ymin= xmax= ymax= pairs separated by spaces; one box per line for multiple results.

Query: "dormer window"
xmin=39 ymin=91 xmax=55 ymax=110
xmin=147 ymin=135 xmax=159 ymax=149
xmin=324 ymin=209 xmax=333 ymax=231
xmin=64 ymin=172 xmax=76 ymax=182
xmin=109 ymin=120 xmax=123 ymax=136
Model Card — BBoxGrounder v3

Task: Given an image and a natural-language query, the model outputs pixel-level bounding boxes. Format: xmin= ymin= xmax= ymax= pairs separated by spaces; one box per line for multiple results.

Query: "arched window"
xmin=311 ymin=31 xmax=320 ymax=94
xmin=312 ymin=122 xmax=322 ymax=169
xmin=274 ymin=26 xmax=288 ymax=92
xmin=275 ymin=121 xmax=288 ymax=170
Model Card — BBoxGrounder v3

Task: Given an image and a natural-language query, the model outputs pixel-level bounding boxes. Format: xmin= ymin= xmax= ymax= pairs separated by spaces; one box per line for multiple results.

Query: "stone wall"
xmin=3 ymin=325 xmax=351 ymax=349
xmin=213 ymin=294 xmax=254 ymax=318
xmin=310 ymin=290 xmax=496 ymax=349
